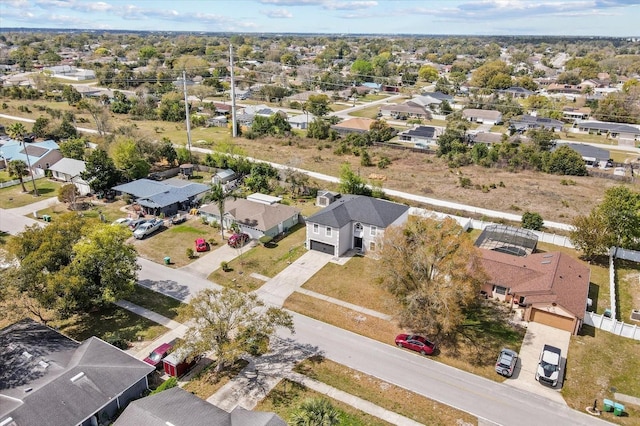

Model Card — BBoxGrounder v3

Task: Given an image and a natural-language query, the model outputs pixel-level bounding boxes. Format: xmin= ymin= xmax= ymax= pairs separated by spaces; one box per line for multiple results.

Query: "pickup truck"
xmin=535 ymin=344 xmax=561 ymax=387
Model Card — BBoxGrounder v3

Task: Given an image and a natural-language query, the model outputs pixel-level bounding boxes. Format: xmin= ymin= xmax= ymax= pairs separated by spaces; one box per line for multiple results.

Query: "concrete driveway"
xmin=505 ymin=322 xmax=571 ymax=404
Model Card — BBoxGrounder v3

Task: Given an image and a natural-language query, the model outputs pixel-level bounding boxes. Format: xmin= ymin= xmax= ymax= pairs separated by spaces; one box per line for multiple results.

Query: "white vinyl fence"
xmin=584 ymin=312 xmax=640 ymax=340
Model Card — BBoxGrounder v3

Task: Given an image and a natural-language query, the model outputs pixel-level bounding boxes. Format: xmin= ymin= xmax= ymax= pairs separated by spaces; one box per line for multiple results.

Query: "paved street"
xmin=135 ymin=258 xmax=610 ymax=426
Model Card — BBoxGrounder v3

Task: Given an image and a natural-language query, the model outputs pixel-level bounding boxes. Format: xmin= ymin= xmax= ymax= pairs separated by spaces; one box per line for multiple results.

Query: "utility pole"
xmin=230 ymin=44 xmax=237 ymax=138
xmin=182 ymin=70 xmax=193 ymax=164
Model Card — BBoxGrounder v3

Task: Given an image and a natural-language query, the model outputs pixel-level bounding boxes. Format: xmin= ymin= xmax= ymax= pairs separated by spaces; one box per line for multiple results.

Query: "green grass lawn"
xmin=208 ymin=223 xmax=307 ymax=292
xmin=52 ymin=304 xmax=169 ymax=344
xmin=256 ymin=379 xmax=393 ymax=426
xmin=294 ymin=357 xmax=477 ymax=426
xmin=133 ymin=218 xmax=223 ymax=268
xmin=349 ymin=105 xmax=380 ymax=119
xmin=126 ymin=285 xmax=186 ymax=321
xmin=616 ymin=260 xmax=640 ymax=322
xmin=0 ymin=179 xmax=62 ymax=209
xmin=563 ymin=325 xmax=640 ymax=425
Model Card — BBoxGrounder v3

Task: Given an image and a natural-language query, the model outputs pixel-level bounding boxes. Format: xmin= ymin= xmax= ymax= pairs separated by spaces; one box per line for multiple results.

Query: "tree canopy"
xmin=179 ymin=288 xmax=294 ymax=375
xmin=379 ymin=216 xmax=486 ymax=340
xmin=81 ymin=149 xmax=122 ymax=195
xmin=6 ymin=214 xmax=138 ymax=320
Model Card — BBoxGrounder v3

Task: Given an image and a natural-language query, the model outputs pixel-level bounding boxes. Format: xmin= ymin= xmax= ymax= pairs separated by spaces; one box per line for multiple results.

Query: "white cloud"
xmin=262 ymin=8 xmax=294 ymax=18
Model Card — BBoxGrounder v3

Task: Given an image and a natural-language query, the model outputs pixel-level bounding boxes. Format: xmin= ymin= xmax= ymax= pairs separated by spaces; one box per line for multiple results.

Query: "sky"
xmin=0 ymin=0 xmax=639 ymax=37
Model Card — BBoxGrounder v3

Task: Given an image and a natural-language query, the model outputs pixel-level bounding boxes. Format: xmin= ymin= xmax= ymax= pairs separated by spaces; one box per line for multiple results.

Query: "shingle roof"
xmin=115 ymin=387 xmax=286 ymax=426
xmin=332 ymin=117 xmax=375 ymax=132
xmin=577 ymin=121 xmax=640 ymax=134
xmin=401 ymin=126 xmax=437 ymax=138
xmin=554 ymin=143 xmax=610 ymax=161
xmin=48 ymin=158 xmax=86 ymax=177
xmin=462 ymin=109 xmax=502 ymax=121
xmin=0 ymin=319 xmax=154 ymax=426
xmin=113 ymin=178 xmax=209 ymax=208
xmin=0 ymin=139 xmax=59 ymax=165
xmin=307 ymin=195 xmax=409 ymax=228
xmin=480 ymin=251 xmax=590 ymax=319
xmin=199 ymin=198 xmax=299 ymax=232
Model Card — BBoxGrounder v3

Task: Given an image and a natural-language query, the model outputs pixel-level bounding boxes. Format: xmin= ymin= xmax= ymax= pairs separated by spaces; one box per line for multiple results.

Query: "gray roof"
xmin=200 ymin=198 xmax=300 ymax=232
xmin=114 ymin=387 xmax=286 ymax=426
xmin=401 ymin=126 xmax=437 ymax=138
xmin=307 ymin=195 xmax=409 ymax=228
xmin=113 ymin=178 xmax=210 ymax=208
xmin=577 ymin=121 xmax=640 ymax=134
xmin=48 ymin=158 xmax=86 ymax=177
xmin=554 ymin=143 xmax=610 ymax=161
xmin=0 ymin=319 xmax=154 ymax=426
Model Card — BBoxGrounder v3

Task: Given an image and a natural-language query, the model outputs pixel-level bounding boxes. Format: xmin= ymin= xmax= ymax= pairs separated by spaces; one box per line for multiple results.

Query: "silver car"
xmin=495 ymin=348 xmax=518 ymax=377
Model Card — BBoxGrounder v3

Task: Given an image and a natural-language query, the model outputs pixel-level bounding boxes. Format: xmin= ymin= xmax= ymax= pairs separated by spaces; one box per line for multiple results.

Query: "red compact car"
xmin=143 ymin=342 xmax=173 ymax=369
xmin=395 ymin=334 xmax=436 ymax=355
xmin=195 ymin=238 xmax=210 ymax=252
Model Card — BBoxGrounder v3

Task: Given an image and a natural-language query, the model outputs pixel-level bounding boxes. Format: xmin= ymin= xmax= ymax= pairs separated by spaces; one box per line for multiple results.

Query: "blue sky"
xmin=1 ymin=0 xmax=638 ymax=36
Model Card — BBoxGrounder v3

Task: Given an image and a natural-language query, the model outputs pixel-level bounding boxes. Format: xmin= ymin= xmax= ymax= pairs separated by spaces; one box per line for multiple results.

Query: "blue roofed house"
xmin=305 ymin=195 xmax=409 ymax=257
xmin=0 ymin=319 xmax=154 ymax=426
xmin=113 ymin=178 xmax=210 ymax=216
xmin=0 ymin=139 xmax=62 ymax=176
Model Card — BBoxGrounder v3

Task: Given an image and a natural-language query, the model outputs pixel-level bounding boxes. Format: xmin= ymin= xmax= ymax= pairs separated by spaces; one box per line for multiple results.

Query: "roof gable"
xmin=307 ymin=195 xmax=409 ymax=228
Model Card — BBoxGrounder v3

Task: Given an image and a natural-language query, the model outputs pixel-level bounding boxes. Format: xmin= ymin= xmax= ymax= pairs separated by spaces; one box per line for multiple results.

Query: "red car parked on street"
xmin=143 ymin=342 xmax=173 ymax=369
xmin=395 ymin=334 xmax=436 ymax=355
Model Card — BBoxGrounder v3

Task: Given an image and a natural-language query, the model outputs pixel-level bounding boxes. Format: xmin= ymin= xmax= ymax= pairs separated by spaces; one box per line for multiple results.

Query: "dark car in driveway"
xmin=227 ymin=232 xmax=249 ymax=248
xmin=495 ymin=348 xmax=518 ymax=377
xmin=395 ymin=334 xmax=436 ymax=355
xmin=143 ymin=342 xmax=173 ymax=369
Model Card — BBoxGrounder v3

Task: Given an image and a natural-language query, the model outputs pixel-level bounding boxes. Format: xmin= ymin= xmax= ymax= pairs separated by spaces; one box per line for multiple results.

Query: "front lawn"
xmin=294 ymin=356 xmax=477 ymax=426
xmin=0 ymin=179 xmax=62 ymax=209
xmin=256 ymin=379 xmax=392 ymax=426
xmin=126 ymin=285 xmax=186 ymax=321
xmin=563 ymin=325 xmax=640 ymax=425
xmin=133 ymin=218 xmax=223 ymax=267
xmin=52 ymin=304 xmax=169 ymax=345
xmin=182 ymin=358 xmax=249 ymax=399
xmin=301 ymin=256 xmax=401 ymax=316
xmin=209 ymin=224 xmax=307 ymax=291
xmin=617 ymin=260 xmax=640 ymax=322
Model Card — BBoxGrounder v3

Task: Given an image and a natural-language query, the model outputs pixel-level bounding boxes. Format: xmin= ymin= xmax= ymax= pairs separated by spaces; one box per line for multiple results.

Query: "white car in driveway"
xmin=133 ymin=218 xmax=164 ymax=239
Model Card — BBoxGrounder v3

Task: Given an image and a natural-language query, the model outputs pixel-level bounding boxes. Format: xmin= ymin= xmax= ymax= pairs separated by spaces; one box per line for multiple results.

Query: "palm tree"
xmin=203 ymin=182 xmax=235 ymax=240
xmin=290 ymin=398 xmax=341 ymax=426
xmin=7 ymin=159 xmax=29 ymax=193
xmin=6 ymin=122 xmax=38 ymax=196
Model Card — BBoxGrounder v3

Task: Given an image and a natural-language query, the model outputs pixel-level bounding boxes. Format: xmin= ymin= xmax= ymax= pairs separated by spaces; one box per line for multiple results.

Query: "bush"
xmin=220 ymin=261 xmax=229 ymax=272
xmin=259 ymin=235 xmax=273 ymax=245
xmin=459 ymin=177 xmax=472 ymax=188
xmin=150 ymin=377 xmax=178 ymax=395
xmin=521 ymin=211 xmax=544 ymax=231
xmin=186 ymin=248 xmax=194 ymax=259
xmin=103 ymin=332 xmax=128 ymax=350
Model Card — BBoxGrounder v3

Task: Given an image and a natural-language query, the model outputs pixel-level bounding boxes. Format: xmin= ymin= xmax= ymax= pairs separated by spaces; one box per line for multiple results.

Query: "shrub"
xmin=459 ymin=177 xmax=472 ymax=188
xmin=103 ymin=332 xmax=128 ymax=350
xmin=220 ymin=261 xmax=229 ymax=272
xmin=259 ymin=235 xmax=273 ymax=245
xmin=150 ymin=377 xmax=178 ymax=395
xmin=186 ymin=248 xmax=194 ymax=259
xmin=521 ymin=211 xmax=544 ymax=231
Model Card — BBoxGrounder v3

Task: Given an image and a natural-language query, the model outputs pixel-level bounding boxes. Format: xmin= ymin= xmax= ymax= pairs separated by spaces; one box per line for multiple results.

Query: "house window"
xmin=354 ymin=223 xmax=363 ymax=232
xmin=369 ymin=241 xmax=376 ymax=251
xmin=326 ymin=227 xmax=332 ymax=237
xmin=493 ymin=285 xmax=508 ymax=295
xmin=313 ymin=224 xmax=319 ymax=234
xmin=370 ymin=226 xmax=377 ymax=236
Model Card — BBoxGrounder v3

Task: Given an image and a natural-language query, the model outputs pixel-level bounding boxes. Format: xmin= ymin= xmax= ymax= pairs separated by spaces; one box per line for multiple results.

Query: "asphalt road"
xmin=136 ymin=261 xmax=610 ymax=426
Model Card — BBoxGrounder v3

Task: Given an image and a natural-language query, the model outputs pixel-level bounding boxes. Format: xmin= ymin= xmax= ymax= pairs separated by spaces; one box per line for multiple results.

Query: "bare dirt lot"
xmin=217 ymin=136 xmax=639 ymax=224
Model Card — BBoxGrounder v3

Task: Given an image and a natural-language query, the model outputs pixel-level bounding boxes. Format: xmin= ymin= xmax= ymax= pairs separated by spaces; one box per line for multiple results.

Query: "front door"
xmin=354 ymin=237 xmax=363 ymax=249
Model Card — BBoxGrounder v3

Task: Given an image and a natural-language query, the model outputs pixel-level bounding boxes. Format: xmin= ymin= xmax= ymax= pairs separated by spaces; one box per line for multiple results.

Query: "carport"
xmin=309 ymin=240 xmax=335 ymax=255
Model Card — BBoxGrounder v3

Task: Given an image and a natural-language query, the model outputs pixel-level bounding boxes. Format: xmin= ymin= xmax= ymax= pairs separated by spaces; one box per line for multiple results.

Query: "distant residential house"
xmin=462 ymin=109 xmax=503 ymax=125
xmin=113 ymin=178 xmax=210 ymax=216
xmin=199 ymin=197 xmax=300 ymax=239
xmin=500 ymin=86 xmax=533 ymax=98
xmin=575 ymin=121 xmax=640 ymax=140
xmin=206 ymin=115 xmax=228 ymax=127
xmin=48 ymin=157 xmax=91 ymax=195
xmin=0 ymin=139 xmax=62 ymax=176
xmin=546 ymin=83 xmax=582 ymax=94
xmin=114 ymin=387 xmax=286 ymax=426
xmin=510 ymin=115 xmax=564 ymax=132
xmin=379 ymin=102 xmax=431 ymax=120
xmin=288 ymin=112 xmax=316 ymax=129
xmin=212 ymin=168 xmax=237 ymax=185
xmin=331 ymin=117 xmax=375 ymax=135
xmin=554 ymin=142 xmax=610 ymax=167
xmin=480 ymin=250 xmax=590 ymax=335
xmin=44 ymin=65 xmax=96 ymax=81
xmin=362 ymin=82 xmax=382 ymax=92
xmin=398 ymin=125 xmax=440 ymax=146
xmin=305 ymin=195 xmax=409 ymax=257
xmin=562 ymin=107 xmax=591 ymax=121
xmin=0 ymin=319 xmax=154 ymax=426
